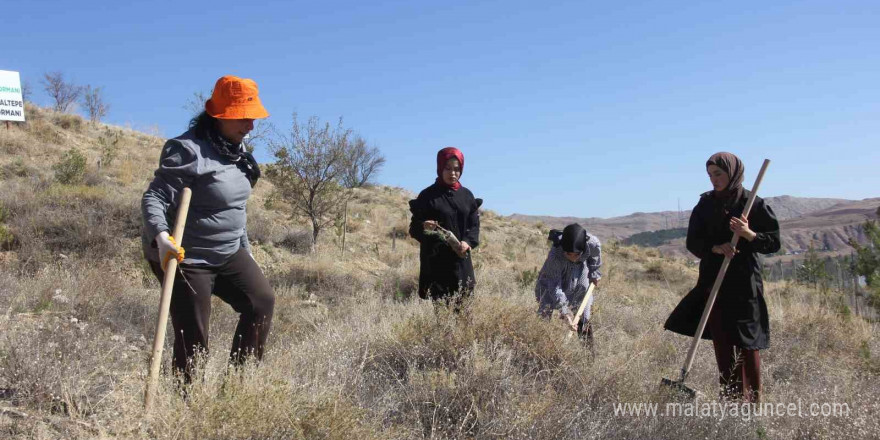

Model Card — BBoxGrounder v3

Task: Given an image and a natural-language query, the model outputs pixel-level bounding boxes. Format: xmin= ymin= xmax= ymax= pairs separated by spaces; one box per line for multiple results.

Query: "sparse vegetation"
xmin=0 ymin=108 xmax=876 ymax=439
xmin=52 ymin=147 xmax=87 ymax=184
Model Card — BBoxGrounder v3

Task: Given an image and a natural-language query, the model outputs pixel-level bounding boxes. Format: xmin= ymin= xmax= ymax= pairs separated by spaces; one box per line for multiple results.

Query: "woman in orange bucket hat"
xmin=141 ymin=75 xmax=274 ymax=382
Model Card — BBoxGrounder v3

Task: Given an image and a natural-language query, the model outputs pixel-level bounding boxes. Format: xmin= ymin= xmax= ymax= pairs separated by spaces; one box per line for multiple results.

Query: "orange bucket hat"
xmin=205 ymin=75 xmax=269 ymax=119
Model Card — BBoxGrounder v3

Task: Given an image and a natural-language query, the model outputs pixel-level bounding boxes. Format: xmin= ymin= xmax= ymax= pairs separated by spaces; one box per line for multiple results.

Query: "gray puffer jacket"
xmin=141 ymin=129 xmax=251 ymax=266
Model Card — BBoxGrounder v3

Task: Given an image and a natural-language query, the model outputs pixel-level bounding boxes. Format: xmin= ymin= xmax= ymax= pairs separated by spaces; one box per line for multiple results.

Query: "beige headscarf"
xmin=706 ymin=152 xmax=744 ymax=202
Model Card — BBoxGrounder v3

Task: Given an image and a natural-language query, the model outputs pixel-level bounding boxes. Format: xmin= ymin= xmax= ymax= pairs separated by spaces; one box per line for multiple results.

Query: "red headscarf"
xmin=436 ymin=147 xmax=464 ymax=191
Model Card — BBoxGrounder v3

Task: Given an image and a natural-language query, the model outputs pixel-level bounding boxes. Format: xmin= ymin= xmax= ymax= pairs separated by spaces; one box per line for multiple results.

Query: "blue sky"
xmin=7 ymin=0 xmax=879 ymax=218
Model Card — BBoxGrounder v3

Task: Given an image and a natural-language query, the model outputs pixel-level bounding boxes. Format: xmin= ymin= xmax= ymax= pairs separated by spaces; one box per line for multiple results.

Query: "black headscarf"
xmin=560 ymin=223 xmax=587 ymax=254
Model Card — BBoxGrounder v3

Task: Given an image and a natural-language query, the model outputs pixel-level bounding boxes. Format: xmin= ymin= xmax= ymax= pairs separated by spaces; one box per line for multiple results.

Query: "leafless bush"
xmin=242 ymin=120 xmax=270 ymax=154
xmin=341 ymin=136 xmax=386 ymax=188
xmin=41 ymin=71 xmax=82 ymax=113
xmin=81 ymin=85 xmax=109 ymax=123
xmin=182 ymin=89 xmax=210 ymax=117
xmin=266 ymin=114 xmax=353 ymax=246
xmin=20 ymin=79 xmax=32 ymax=102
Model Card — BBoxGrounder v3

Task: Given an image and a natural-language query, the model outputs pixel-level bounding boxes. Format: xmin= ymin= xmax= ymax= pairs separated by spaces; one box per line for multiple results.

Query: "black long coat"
xmin=664 ymin=190 xmax=780 ymax=350
xmin=409 ymin=182 xmax=481 ymax=300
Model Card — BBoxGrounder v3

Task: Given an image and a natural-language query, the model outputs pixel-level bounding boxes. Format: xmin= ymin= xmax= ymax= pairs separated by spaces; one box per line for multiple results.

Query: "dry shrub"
xmin=4 ymin=184 xmax=140 ymax=266
xmin=1 ymin=157 xmax=35 ymax=179
xmin=387 ymin=222 xmax=408 ymax=239
xmin=362 ymin=297 xmax=580 ymax=412
xmin=268 ymin=283 xmax=330 ymax=340
xmin=112 ymin=159 xmax=137 ymax=185
xmin=0 ymin=224 xmax=16 ymax=251
xmin=344 ymin=215 xmax=364 ymax=233
xmin=50 ymin=112 xmax=85 ymax=132
xmin=0 ymin=126 xmax=30 ymax=154
xmin=273 ymin=260 xmax=369 ymax=304
xmin=0 ymin=312 xmax=146 ymax=422
xmin=643 ymin=259 xmax=689 ymax=284
xmin=52 ymin=147 xmax=87 ymax=184
xmin=373 ymin=266 xmax=418 ymax=301
xmin=27 ymin=118 xmax=64 ymax=145
xmin=0 ymin=202 xmax=17 ymax=251
xmin=246 ymin=209 xmax=286 ymax=245
xmin=277 ymin=229 xmax=313 ymax=254
xmin=144 ymin=373 xmax=373 ymax=439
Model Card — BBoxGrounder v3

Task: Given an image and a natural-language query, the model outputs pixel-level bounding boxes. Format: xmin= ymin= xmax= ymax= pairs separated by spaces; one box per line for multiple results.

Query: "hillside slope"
xmin=0 ymin=107 xmax=877 ymax=439
xmin=513 ymin=196 xmax=877 ymax=256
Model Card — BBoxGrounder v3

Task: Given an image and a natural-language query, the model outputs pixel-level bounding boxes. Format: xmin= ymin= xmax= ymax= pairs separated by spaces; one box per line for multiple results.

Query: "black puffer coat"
xmin=664 ymin=190 xmax=780 ymax=350
xmin=409 ymin=182 xmax=481 ymax=300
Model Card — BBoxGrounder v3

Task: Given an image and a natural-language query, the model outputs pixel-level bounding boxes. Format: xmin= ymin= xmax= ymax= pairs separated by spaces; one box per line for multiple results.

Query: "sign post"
xmin=0 ymin=70 xmax=26 ymax=127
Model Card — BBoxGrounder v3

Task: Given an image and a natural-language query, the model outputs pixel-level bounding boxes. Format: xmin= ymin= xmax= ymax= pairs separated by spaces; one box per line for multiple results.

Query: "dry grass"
xmin=0 ymin=106 xmax=877 ymax=439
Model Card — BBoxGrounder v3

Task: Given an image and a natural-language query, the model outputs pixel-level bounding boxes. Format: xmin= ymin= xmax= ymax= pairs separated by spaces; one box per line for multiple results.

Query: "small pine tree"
xmin=850 ymin=213 xmax=880 ymax=304
xmin=797 ymin=241 xmax=829 ymax=289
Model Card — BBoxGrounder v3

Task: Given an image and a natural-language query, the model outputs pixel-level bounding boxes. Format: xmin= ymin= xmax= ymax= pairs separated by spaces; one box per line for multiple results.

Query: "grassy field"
xmin=0 ymin=107 xmax=877 ymax=439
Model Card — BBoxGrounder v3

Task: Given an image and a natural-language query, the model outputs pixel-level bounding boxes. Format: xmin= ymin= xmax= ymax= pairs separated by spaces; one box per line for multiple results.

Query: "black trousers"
xmin=149 ymin=247 xmax=275 ymax=380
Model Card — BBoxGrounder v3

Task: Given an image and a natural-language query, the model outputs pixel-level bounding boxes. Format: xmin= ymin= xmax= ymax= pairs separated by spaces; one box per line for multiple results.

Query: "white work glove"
xmin=156 ymin=231 xmax=185 ymax=270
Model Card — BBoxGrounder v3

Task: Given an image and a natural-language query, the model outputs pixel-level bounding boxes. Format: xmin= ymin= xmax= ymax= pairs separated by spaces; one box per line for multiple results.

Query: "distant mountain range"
xmin=510 ymin=196 xmax=880 ymax=257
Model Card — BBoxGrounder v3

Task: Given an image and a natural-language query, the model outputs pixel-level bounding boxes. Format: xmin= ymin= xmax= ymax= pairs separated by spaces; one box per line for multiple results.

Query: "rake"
xmin=661 ymin=159 xmax=770 ymax=398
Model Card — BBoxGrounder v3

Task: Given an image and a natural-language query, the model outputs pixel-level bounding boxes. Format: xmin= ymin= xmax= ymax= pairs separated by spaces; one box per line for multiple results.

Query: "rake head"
xmin=660 ymin=377 xmax=697 ymax=399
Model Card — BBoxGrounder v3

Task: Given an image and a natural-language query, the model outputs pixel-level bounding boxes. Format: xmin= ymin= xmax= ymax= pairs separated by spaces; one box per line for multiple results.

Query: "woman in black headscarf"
xmin=535 ymin=223 xmax=602 ymax=341
xmin=664 ymin=152 xmax=780 ymax=402
xmin=408 ymin=147 xmax=481 ymax=310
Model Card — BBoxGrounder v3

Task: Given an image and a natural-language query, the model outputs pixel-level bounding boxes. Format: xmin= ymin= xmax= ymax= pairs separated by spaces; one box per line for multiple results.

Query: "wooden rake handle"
xmin=566 ymin=282 xmax=596 ymax=341
xmin=678 ymin=159 xmax=770 ymax=381
xmin=144 ymin=187 xmax=192 ymax=412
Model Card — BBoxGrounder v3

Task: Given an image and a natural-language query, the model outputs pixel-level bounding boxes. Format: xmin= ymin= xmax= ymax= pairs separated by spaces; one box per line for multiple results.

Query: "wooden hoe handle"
xmin=144 ymin=187 xmax=192 ymax=411
xmin=566 ymin=282 xmax=596 ymax=341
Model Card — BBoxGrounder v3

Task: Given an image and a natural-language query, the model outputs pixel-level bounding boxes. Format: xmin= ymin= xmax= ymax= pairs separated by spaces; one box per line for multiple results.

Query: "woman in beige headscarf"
xmin=664 ymin=152 xmax=781 ymax=402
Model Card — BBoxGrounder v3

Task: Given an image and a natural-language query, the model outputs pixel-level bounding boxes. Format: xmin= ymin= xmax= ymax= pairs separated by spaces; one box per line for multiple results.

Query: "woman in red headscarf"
xmin=664 ymin=152 xmax=781 ymax=403
xmin=408 ymin=147 xmax=482 ymax=308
